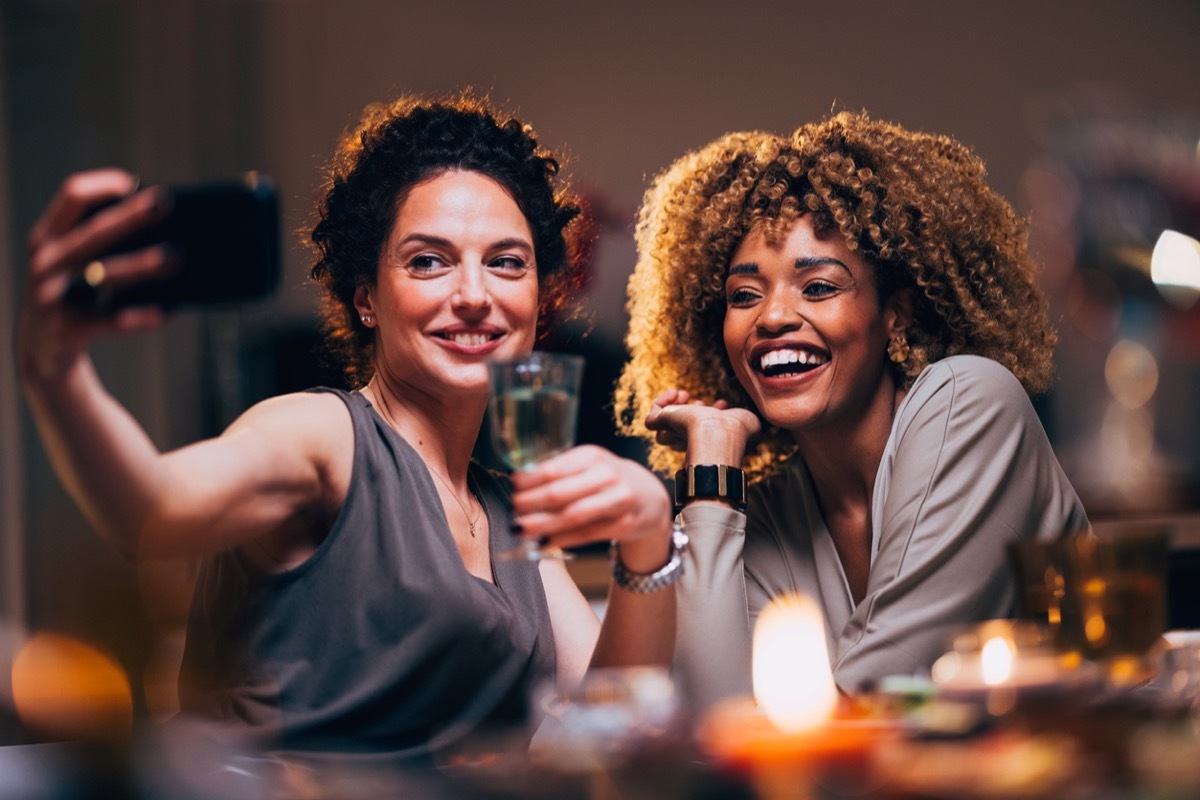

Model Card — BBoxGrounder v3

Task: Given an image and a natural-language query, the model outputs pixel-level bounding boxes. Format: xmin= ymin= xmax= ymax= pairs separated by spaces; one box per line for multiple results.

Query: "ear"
xmin=353 ymin=285 xmax=373 ymax=319
xmin=884 ymin=287 xmax=915 ymax=338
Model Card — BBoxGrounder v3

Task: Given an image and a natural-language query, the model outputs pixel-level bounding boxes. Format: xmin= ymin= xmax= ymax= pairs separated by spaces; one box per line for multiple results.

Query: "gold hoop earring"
xmin=887 ymin=333 xmax=910 ymax=364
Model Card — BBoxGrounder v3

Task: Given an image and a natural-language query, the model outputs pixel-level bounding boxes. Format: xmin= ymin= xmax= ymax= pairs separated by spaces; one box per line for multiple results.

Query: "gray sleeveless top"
xmin=177 ymin=388 xmax=556 ymax=763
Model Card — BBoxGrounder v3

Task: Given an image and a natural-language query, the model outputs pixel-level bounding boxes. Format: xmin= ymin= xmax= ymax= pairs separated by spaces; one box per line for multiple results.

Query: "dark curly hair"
xmin=309 ymin=91 xmax=587 ymax=386
xmin=616 ymin=111 xmax=1058 ymax=478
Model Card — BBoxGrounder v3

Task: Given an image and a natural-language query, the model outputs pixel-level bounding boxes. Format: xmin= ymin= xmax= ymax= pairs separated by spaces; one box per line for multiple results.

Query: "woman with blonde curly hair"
xmin=616 ymin=112 xmax=1089 ymax=704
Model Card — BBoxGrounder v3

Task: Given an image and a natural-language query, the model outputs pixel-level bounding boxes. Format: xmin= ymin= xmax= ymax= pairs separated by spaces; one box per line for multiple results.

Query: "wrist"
xmin=611 ymin=522 xmax=688 ymax=594
xmin=611 ymin=531 xmax=671 ymax=575
xmin=686 ymin=420 xmax=749 ymax=465
xmin=17 ymin=347 xmax=92 ymax=396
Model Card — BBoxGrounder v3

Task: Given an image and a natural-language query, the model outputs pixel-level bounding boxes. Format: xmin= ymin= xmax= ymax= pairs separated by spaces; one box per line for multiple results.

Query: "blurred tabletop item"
xmin=3 ymin=641 xmax=1200 ymax=799
xmin=4 ymin=526 xmax=1199 ymax=799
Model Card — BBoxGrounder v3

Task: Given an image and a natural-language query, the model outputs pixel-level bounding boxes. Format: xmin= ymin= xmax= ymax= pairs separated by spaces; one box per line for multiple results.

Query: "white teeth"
xmin=759 ymin=348 xmax=826 ymax=370
xmin=449 ymin=333 xmax=491 ymax=346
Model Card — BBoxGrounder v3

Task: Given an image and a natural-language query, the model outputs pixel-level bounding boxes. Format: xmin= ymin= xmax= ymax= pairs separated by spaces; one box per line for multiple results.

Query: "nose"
xmin=755 ymin=288 xmax=802 ymax=335
xmin=453 ymin=263 xmax=491 ymax=312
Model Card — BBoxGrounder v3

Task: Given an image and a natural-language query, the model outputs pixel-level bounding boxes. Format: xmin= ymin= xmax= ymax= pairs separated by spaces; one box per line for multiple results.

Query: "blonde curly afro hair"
xmin=616 ymin=111 xmax=1057 ymax=479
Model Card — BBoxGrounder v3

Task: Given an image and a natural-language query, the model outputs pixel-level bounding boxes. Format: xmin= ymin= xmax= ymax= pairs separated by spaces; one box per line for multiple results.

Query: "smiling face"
xmin=722 ymin=215 xmax=907 ymax=437
xmin=354 ymin=169 xmax=538 ymax=401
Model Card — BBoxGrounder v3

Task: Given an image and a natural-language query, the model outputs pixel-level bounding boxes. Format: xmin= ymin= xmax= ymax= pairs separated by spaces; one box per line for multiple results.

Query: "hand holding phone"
xmin=63 ymin=173 xmax=281 ymax=314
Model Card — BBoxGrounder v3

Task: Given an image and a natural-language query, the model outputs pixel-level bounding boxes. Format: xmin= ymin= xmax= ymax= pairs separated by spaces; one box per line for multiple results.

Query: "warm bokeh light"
xmin=10 ymin=632 xmax=133 ymax=743
xmin=980 ymin=636 xmax=1016 ymax=686
xmin=930 ymin=620 xmax=1073 ymax=697
xmin=1082 ymin=572 xmax=1113 ymax=649
xmin=929 ymin=650 xmax=961 ymax=685
xmin=1151 ymin=229 xmax=1200 ymax=309
xmin=752 ymin=594 xmax=838 ymax=733
xmin=1104 ymin=339 xmax=1159 ymax=409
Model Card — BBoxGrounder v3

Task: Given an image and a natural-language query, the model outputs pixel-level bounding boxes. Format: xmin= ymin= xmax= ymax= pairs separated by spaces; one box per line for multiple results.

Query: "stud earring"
xmin=887 ymin=333 xmax=910 ymax=364
xmin=361 ymin=314 xmax=374 ymax=326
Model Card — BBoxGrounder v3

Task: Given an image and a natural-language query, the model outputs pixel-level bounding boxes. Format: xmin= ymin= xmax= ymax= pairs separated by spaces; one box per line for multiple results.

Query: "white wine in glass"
xmin=487 ymin=351 xmax=584 ymax=561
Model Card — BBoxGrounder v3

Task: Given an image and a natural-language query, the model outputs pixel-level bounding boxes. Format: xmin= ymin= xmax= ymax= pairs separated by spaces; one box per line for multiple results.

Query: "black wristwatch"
xmin=674 ymin=464 xmax=746 ymax=512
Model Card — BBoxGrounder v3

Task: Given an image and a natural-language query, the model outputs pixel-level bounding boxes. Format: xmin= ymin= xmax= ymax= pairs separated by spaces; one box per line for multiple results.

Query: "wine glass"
xmin=487 ymin=351 xmax=584 ymax=561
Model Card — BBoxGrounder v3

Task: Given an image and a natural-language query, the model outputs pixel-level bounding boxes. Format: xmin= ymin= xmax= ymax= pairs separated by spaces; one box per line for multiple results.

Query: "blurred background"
xmin=2 ymin=0 xmax=1199 ymax=733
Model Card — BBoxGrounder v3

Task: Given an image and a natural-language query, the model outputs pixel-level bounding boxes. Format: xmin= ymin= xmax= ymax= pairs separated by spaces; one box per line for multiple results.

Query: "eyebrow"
xmin=395 ymin=233 xmax=535 ymax=252
xmin=727 ymin=255 xmax=851 ymax=276
xmin=489 ymin=237 xmax=536 ymax=253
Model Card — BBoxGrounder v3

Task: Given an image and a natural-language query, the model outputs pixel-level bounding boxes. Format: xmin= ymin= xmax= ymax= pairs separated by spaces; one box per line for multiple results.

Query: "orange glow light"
xmin=11 ymin=632 xmax=133 ymax=744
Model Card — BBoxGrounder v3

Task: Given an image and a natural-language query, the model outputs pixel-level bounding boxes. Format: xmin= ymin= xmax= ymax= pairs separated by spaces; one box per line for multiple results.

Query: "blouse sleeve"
xmin=831 ymin=357 xmax=1089 ymax=692
xmin=673 ymin=504 xmax=754 ymax=712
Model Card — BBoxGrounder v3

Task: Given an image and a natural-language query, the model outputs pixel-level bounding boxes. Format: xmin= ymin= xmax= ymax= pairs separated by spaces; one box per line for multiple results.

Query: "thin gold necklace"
xmin=370 ymin=382 xmax=481 ymax=538
xmin=428 ymin=468 xmax=482 ymax=538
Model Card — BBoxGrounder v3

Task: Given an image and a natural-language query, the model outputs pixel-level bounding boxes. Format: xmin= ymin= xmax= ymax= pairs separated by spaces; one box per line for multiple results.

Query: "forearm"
xmin=20 ymin=355 xmax=165 ymax=559
xmin=590 ymin=582 xmax=675 ymax=670
xmin=674 ymin=505 xmax=753 ymax=712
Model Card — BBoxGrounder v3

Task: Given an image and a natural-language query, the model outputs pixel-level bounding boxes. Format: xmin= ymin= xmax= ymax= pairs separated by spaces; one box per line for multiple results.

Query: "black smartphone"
xmin=63 ymin=173 xmax=281 ymax=313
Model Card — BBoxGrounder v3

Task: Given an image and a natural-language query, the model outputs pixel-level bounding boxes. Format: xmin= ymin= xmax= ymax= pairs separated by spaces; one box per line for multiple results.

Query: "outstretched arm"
xmin=18 ymin=169 xmax=176 ymax=557
xmin=16 ymin=170 xmax=343 ymax=562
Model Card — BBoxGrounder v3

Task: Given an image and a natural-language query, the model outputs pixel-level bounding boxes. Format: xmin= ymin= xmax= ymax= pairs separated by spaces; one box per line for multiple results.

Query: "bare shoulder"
xmin=223 ymin=391 xmax=355 ymax=478
xmin=230 ymin=390 xmax=352 ymax=432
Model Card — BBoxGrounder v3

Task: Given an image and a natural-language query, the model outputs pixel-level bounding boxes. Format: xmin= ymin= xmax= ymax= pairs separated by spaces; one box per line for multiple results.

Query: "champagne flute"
xmin=487 ymin=351 xmax=584 ymax=561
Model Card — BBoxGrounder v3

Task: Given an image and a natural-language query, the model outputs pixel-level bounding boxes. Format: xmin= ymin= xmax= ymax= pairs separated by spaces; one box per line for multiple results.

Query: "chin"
xmin=757 ymin=400 xmax=821 ymax=433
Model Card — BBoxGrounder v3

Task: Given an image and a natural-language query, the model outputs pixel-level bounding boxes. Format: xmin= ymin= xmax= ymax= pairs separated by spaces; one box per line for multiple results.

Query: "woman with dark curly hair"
xmin=16 ymin=93 xmax=675 ymax=763
xmin=616 ymin=112 xmax=1088 ymax=705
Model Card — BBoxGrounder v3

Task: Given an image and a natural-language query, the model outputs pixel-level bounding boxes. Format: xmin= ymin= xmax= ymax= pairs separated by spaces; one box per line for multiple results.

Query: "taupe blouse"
xmin=674 ymin=356 xmax=1089 ymax=706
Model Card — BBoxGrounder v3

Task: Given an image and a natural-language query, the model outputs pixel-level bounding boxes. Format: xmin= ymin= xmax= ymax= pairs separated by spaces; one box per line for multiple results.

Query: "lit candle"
xmin=752 ymin=595 xmax=838 ymax=733
xmin=931 ymin=620 xmax=1088 ymax=700
xmin=699 ymin=595 xmax=896 ymax=797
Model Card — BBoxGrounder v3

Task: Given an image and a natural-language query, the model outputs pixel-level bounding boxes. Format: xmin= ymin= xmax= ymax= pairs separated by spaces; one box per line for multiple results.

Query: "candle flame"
xmin=752 ymin=594 xmax=838 ymax=733
xmin=980 ymin=635 xmax=1015 ymax=686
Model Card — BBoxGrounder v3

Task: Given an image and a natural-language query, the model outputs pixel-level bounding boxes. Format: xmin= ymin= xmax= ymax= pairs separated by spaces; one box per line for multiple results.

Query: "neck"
xmin=792 ymin=377 xmax=904 ymax=516
xmin=364 ymin=373 xmax=485 ymax=482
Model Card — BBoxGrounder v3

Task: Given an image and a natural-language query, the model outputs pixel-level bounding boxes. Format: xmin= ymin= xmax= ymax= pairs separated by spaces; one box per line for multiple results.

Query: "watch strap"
xmin=610 ymin=523 xmax=688 ymax=594
xmin=674 ymin=464 xmax=746 ymax=511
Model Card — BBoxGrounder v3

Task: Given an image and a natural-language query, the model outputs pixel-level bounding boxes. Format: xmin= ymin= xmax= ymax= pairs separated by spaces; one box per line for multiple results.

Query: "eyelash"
xmin=408 ymin=254 xmax=447 ymax=272
xmin=803 ymin=281 xmax=838 ymax=298
xmin=726 ymin=287 xmax=759 ymax=306
xmin=725 ymin=280 xmax=840 ymax=305
xmin=489 ymin=255 xmax=530 ymax=273
xmin=406 ymin=254 xmax=530 ymax=274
